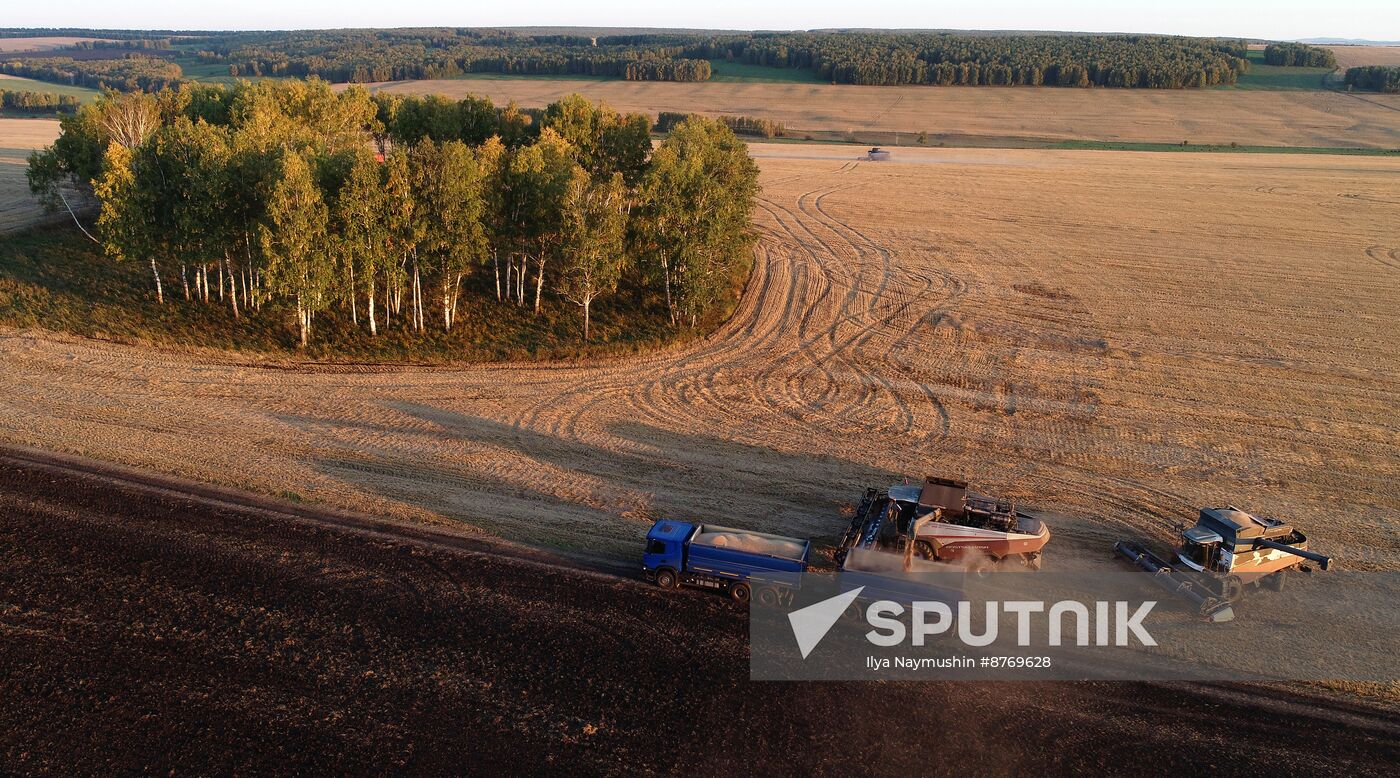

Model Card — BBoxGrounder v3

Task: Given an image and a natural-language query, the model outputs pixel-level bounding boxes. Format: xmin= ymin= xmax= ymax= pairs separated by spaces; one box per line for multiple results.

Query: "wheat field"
xmin=0 ymin=118 xmax=61 ymax=233
xmin=364 ymin=79 xmax=1400 ymax=148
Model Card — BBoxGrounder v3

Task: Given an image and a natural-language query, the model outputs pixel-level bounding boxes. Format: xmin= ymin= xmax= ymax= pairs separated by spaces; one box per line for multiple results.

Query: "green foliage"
xmin=559 ymin=171 xmax=629 ymax=339
xmin=196 ymin=29 xmax=714 ymax=83
xmin=705 ymin=58 xmax=821 ymax=84
xmin=0 ymin=227 xmax=689 ymax=362
xmin=261 ymin=150 xmax=332 ymax=346
xmin=1263 ymin=43 xmax=1337 ymax=68
xmin=1344 ymin=66 xmax=1400 ymax=93
xmin=0 ymin=88 xmax=80 ymax=114
xmin=690 ymin=32 xmax=1249 ymax=88
xmin=1223 ymin=51 xmax=1331 ymax=91
xmin=27 ymin=78 xmax=759 ymax=351
xmin=638 ymin=117 xmax=759 ymax=326
xmin=718 ymin=115 xmax=785 ymax=139
xmin=654 ymin=112 xmax=691 ymax=132
xmin=0 ymin=30 xmax=1272 ymax=91
xmin=0 ymin=55 xmax=182 ymax=92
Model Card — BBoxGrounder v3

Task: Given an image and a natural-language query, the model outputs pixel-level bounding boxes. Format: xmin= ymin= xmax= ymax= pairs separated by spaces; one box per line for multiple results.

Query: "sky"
xmin=5 ymin=1 xmax=1398 ymax=42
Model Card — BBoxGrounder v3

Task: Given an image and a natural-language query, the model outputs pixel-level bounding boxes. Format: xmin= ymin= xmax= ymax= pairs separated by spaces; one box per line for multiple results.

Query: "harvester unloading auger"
xmin=1115 ymin=506 xmax=1332 ymax=622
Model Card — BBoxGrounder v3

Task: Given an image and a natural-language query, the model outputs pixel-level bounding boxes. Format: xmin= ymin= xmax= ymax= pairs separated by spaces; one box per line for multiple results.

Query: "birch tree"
xmin=559 ymin=171 xmax=628 ymax=340
xmin=505 ymin=128 xmax=579 ymax=314
xmin=260 ymin=151 xmax=330 ymax=347
xmin=411 ymin=139 xmax=488 ymax=331
xmin=336 ymin=149 xmax=389 ymax=335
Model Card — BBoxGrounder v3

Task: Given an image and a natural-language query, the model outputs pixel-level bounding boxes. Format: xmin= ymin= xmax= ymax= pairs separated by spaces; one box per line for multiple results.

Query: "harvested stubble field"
xmin=1327 ymin=45 xmax=1400 ymax=69
xmin=0 ymin=118 xmax=60 ymax=233
xmin=0 ymin=36 xmax=111 ymax=53
xmin=3 ymin=145 xmax=1397 ymax=574
xmin=363 ymin=78 xmax=1400 ymax=148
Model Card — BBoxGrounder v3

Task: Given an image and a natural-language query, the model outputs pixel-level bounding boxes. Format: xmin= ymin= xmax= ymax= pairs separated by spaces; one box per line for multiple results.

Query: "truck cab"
xmin=642 ymin=520 xmax=692 ymax=579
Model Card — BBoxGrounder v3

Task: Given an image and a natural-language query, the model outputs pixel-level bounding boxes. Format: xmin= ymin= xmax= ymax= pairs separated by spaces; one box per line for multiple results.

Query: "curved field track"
xmin=2 ymin=146 xmax=1398 ymax=571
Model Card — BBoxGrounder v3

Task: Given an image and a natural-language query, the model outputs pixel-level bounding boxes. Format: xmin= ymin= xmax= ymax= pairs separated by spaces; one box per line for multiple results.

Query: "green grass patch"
xmin=0 ymin=74 xmax=100 ymax=102
xmin=1053 ymin=139 xmax=1398 ymax=156
xmin=706 ymin=59 xmax=820 ymax=84
xmin=1220 ymin=50 xmax=1334 ymax=91
xmin=0 ymin=226 xmax=742 ymax=364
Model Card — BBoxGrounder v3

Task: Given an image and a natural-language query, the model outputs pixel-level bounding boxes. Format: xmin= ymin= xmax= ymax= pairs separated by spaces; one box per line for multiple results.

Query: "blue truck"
xmin=642 ymin=520 xmax=811 ymax=605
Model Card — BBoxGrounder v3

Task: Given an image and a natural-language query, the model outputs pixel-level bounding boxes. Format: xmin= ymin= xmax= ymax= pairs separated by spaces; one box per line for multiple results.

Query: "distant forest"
xmin=1262 ymin=43 xmax=1337 ymax=68
xmin=1344 ymin=65 xmax=1400 ymax=93
xmin=0 ymin=88 xmax=80 ymax=114
xmin=0 ymin=29 xmax=1342 ymax=91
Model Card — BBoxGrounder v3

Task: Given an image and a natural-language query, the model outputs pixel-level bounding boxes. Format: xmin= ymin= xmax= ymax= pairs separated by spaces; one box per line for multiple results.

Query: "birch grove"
xmin=31 ymin=80 xmax=759 ymax=348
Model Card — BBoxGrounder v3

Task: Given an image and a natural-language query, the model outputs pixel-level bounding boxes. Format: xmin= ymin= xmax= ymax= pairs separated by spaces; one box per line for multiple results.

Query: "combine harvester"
xmin=835 ymin=476 xmax=1051 ymax=572
xmin=1115 ymin=507 xmax=1332 ymax=622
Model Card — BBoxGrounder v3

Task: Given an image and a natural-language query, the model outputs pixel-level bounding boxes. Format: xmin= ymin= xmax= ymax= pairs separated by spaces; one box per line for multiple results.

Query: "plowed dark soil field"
xmin=2 ymin=448 xmax=1396 ymax=774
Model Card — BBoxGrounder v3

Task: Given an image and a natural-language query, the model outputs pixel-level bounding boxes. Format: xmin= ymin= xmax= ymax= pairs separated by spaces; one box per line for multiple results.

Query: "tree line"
xmin=28 ymin=80 xmax=760 ymax=347
xmin=0 ymin=55 xmax=182 ymax=93
xmin=1263 ymin=43 xmax=1337 ymax=68
xmin=0 ymin=88 xmax=80 ymax=114
xmin=683 ymin=33 xmax=1251 ymax=88
xmin=1344 ymin=66 xmax=1400 ymax=93
xmin=190 ymin=29 xmax=713 ymax=84
xmin=4 ymin=29 xmax=1265 ymax=91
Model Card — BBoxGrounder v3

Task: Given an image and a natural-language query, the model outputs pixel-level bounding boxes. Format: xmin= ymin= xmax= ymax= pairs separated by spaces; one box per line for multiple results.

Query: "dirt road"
xmin=3 ymin=147 xmax=1397 ymax=571
xmin=2 ymin=448 xmax=1396 ymax=773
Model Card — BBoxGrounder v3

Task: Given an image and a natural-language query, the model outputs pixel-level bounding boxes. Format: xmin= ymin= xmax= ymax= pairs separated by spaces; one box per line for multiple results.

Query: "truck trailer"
xmin=643 ymin=520 xmax=811 ymax=605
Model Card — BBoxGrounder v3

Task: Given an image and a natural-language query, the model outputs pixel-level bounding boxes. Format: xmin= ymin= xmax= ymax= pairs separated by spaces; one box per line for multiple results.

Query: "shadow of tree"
xmin=290 ymin=400 xmax=896 ymax=561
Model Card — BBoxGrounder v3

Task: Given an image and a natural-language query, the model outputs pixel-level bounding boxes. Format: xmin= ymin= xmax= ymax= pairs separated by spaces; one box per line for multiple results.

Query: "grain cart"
xmin=1115 ymin=506 xmax=1331 ymax=621
xmin=835 ymin=476 xmax=1051 ymax=572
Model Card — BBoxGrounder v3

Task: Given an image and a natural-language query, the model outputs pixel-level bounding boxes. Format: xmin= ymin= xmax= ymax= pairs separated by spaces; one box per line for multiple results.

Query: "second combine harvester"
xmin=836 ymin=476 xmax=1051 ymax=572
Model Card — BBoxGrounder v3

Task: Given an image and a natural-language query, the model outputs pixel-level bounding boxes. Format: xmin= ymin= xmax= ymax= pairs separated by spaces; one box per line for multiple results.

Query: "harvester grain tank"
xmin=836 ymin=476 xmax=1051 ymax=572
xmin=642 ymin=520 xmax=810 ymax=605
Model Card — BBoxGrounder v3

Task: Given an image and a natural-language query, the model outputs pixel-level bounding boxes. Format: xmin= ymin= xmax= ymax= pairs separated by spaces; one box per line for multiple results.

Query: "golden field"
xmin=364 ymin=78 xmax=1400 ymax=148
xmin=3 ymin=145 xmax=1397 ymax=569
xmin=0 ymin=118 xmax=61 ymax=233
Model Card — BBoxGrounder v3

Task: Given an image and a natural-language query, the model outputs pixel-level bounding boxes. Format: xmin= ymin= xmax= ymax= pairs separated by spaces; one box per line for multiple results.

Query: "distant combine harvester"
xmin=866 ymin=147 xmax=891 ymax=161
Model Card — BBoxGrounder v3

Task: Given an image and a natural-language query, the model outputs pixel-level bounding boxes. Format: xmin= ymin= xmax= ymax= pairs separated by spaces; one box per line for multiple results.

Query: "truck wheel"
xmin=655 ymin=569 xmax=678 ymax=590
xmin=1022 ymin=553 xmax=1041 ymax=571
xmin=969 ymin=557 xmax=996 ymax=577
xmin=1220 ymin=575 xmax=1245 ymax=603
xmin=1266 ymin=571 xmax=1287 ymax=592
xmin=730 ymin=582 xmax=751 ymax=606
xmin=914 ymin=541 xmax=936 ymax=560
xmin=756 ymin=586 xmax=781 ymax=607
